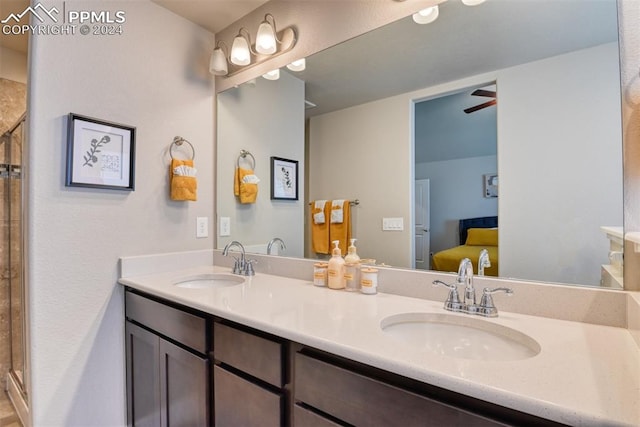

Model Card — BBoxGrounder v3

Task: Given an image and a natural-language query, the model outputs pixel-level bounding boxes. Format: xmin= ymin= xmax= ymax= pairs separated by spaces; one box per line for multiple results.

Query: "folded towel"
xmin=313 ymin=200 xmax=327 ymax=224
xmin=234 ymin=167 xmax=258 ymax=204
xmin=329 ymin=200 xmax=351 ymax=253
xmin=311 ymin=200 xmax=331 ymax=254
xmin=170 ymin=159 xmax=197 ymax=201
xmin=330 ymin=199 xmax=345 ymax=223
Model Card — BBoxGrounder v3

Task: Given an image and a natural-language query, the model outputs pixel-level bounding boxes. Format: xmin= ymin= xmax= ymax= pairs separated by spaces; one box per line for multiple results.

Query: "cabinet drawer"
xmin=214 ymin=322 xmax=284 ymax=387
xmin=295 ymin=352 xmax=504 ymax=426
xmin=214 ymin=365 xmax=283 ymax=427
xmin=294 ymin=404 xmax=342 ymax=427
xmin=125 ymin=290 xmax=207 ymax=354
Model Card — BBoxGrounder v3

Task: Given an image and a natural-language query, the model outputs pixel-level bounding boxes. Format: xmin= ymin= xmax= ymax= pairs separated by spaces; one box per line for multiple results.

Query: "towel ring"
xmin=237 ymin=149 xmax=256 ymax=169
xmin=170 ymin=136 xmax=195 ymax=160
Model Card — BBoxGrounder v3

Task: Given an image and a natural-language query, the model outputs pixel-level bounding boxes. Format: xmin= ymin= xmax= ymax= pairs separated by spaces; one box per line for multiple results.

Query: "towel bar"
xmin=170 ymin=136 xmax=195 ymax=160
xmin=308 ymin=199 xmax=359 ymax=206
xmin=237 ymin=149 xmax=256 ymax=169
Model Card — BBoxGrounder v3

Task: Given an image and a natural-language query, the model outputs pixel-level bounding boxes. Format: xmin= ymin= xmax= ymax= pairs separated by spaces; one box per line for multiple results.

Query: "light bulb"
xmin=412 ymin=6 xmax=439 ymax=24
xmin=230 ymin=34 xmax=250 ymax=66
xmin=286 ymin=58 xmax=306 ymax=72
xmin=462 ymin=0 xmax=486 ymax=6
xmin=262 ymin=69 xmax=280 ymax=80
xmin=209 ymin=47 xmax=228 ymax=76
xmin=256 ymin=20 xmax=277 ymax=54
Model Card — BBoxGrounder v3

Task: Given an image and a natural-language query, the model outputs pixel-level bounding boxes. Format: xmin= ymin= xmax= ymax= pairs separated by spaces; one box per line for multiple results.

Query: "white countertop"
xmin=119 ymin=265 xmax=640 ymax=426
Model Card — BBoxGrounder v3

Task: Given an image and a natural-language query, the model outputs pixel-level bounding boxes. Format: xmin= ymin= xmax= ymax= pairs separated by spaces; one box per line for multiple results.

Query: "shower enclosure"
xmin=1 ymin=113 xmax=28 ymax=416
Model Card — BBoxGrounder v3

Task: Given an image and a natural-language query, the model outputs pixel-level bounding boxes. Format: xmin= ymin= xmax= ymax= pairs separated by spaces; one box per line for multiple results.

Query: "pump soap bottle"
xmin=327 ymin=240 xmax=346 ymax=290
xmin=344 ymin=238 xmax=361 ymax=264
xmin=344 ymin=238 xmax=361 ymax=292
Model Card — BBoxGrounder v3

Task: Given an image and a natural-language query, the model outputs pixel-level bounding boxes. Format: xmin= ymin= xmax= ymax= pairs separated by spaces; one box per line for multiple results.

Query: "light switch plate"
xmin=219 ymin=217 xmax=231 ymax=237
xmin=382 ymin=217 xmax=404 ymax=231
xmin=196 ymin=217 xmax=208 ymax=238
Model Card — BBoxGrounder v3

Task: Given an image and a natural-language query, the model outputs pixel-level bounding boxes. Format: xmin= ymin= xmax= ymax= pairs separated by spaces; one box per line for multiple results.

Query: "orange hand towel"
xmin=234 ymin=167 xmax=258 ymax=204
xmin=311 ymin=200 xmax=330 ymax=254
xmin=170 ymin=159 xmax=197 ymax=201
xmin=329 ymin=200 xmax=351 ymax=254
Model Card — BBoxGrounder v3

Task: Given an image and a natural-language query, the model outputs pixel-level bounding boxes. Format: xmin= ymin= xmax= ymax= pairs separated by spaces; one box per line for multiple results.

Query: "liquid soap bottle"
xmin=327 ymin=240 xmax=346 ymax=290
xmin=344 ymin=239 xmax=361 ymax=292
xmin=344 ymin=238 xmax=361 ymax=264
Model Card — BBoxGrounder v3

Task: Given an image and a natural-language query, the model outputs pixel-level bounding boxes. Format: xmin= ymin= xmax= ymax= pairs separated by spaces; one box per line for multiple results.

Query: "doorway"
xmin=412 ymin=83 xmax=498 ymax=268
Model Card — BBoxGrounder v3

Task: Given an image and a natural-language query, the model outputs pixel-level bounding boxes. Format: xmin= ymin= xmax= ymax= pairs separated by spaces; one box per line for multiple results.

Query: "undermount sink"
xmin=173 ymin=273 xmax=245 ymax=289
xmin=380 ymin=312 xmax=540 ymax=361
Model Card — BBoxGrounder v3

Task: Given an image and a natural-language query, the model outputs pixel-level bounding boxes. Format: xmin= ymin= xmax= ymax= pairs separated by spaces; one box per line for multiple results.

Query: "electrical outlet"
xmin=196 ymin=217 xmax=208 ymax=238
xmin=219 ymin=217 xmax=231 ymax=237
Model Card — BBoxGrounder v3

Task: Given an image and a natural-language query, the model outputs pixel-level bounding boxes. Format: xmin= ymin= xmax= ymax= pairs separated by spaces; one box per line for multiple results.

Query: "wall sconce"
xmin=211 ymin=13 xmax=300 ymax=78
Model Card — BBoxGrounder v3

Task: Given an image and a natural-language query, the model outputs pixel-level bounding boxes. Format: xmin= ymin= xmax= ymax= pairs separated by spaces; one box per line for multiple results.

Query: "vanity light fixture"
xmin=210 ymin=13 xmax=298 ymax=78
xmin=230 ymin=28 xmax=254 ymax=66
xmin=461 ymin=0 xmax=487 ymax=5
xmin=286 ymin=58 xmax=306 ymax=72
xmin=209 ymin=41 xmax=229 ymax=76
xmin=412 ymin=6 xmax=439 ymax=24
xmin=262 ymin=69 xmax=280 ymax=80
xmin=256 ymin=14 xmax=279 ymax=54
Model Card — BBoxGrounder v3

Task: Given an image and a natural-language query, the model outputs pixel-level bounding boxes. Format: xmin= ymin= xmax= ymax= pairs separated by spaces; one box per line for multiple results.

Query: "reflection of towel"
xmin=329 ymin=200 xmax=351 ymax=253
xmin=170 ymin=159 xmax=197 ymax=201
xmin=311 ymin=200 xmax=331 ymax=254
xmin=313 ymin=200 xmax=327 ymax=224
xmin=330 ymin=199 xmax=344 ymax=223
xmin=234 ymin=167 xmax=258 ymax=204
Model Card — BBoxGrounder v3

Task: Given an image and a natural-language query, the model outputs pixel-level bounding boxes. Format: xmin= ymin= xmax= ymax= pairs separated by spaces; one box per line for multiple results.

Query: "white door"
xmin=414 ymin=179 xmax=430 ymax=270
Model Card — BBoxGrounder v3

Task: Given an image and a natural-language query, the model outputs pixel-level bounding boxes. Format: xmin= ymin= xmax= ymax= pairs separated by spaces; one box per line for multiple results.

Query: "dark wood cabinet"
xmin=125 ymin=290 xmax=210 ymax=427
xmin=213 ymin=322 xmax=287 ymax=427
xmin=124 ymin=288 xmax=563 ymax=427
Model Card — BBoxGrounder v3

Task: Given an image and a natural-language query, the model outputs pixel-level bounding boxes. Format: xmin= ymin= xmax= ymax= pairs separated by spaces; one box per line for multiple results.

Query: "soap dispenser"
xmin=344 ymin=238 xmax=361 ymax=264
xmin=327 ymin=240 xmax=346 ymax=290
xmin=344 ymin=238 xmax=361 ymax=292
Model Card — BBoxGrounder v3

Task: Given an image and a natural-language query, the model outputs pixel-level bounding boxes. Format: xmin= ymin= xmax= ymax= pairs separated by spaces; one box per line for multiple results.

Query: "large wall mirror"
xmin=217 ymin=0 xmax=624 ymax=289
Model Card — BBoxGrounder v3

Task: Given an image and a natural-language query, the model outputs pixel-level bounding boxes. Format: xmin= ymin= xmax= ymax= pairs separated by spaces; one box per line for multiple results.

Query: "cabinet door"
xmin=214 ymin=365 xmax=283 ymax=427
xmin=159 ymin=339 xmax=209 ymax=427
xmin=126 ymin=321 xmax=161 ymax=427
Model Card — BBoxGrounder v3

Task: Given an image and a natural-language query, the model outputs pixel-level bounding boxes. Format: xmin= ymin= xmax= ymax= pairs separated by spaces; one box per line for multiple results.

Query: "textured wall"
xmin=26 ymin=1 xmax=215 ymax=424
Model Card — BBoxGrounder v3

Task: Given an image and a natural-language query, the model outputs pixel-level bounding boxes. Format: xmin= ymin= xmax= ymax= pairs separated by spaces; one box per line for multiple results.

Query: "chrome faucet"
xmin=433 ymin=257 xmax=512 ymax=317
xmin=267 ymin=237 xmax=286 ymax=255
xmin=457 ymin=257 xmax=476 ymax=308
xmin=478 ymin=249 xmax=491 ymax=276
xmin=222 ymin=241 xmax=255 ymax=276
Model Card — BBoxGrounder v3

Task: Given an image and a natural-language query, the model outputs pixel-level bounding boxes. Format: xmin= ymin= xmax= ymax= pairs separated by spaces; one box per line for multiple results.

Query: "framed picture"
xmin=483 ymin=173 xmax=498 ymax=198
xmin=65 ymin=113 xmax=136 ymax=191
xmin=270 ymin=156 xmax=298 ymax=200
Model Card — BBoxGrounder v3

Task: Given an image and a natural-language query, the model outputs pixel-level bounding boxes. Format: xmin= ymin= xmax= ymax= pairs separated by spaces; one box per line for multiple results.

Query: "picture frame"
xmin=65 ymin=113 xmax=136 ymax=191
xmin=483 ymin=173 xmax=498 ymax=198
xmin=270 ymin=156 xmax=298 ymax=200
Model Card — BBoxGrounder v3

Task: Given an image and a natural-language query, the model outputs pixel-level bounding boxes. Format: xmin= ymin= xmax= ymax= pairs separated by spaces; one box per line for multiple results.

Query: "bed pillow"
xmin=465 ymin=228 xmax=498 ymax=246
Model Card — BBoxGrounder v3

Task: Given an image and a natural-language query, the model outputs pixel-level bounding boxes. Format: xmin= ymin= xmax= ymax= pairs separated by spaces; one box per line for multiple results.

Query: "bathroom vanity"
xmin=119 ymin=256 xmax=640 ymax=427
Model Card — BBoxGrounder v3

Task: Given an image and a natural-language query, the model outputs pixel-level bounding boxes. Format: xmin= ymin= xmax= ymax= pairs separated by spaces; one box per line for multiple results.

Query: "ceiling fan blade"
xmin=471 ymin=89 xmax=497 ymax=98
xmin=464 ymin=99 xmax=497 ymax=114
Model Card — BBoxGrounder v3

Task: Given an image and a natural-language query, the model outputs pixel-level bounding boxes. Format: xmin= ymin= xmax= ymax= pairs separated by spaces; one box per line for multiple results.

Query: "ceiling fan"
xmin=464 ymin=88 xmax=497 ymax=114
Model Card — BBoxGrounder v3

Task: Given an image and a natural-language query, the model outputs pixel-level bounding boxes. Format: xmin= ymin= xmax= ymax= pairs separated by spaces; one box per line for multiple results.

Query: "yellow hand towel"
xmin=234 ymin=167 xmax=258 ymax=204
xmin=329 ymin=200 xmax=351 ymax=254
xmin=170 ymin=159 xmax=197 ymax=201
xmin=311 ymin=200 xmax=331 ymax=254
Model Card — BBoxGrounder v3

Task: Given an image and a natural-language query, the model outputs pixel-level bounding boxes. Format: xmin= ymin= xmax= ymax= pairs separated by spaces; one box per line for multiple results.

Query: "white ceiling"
xmin=150 ymin=0 xmax=268 ymax=34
